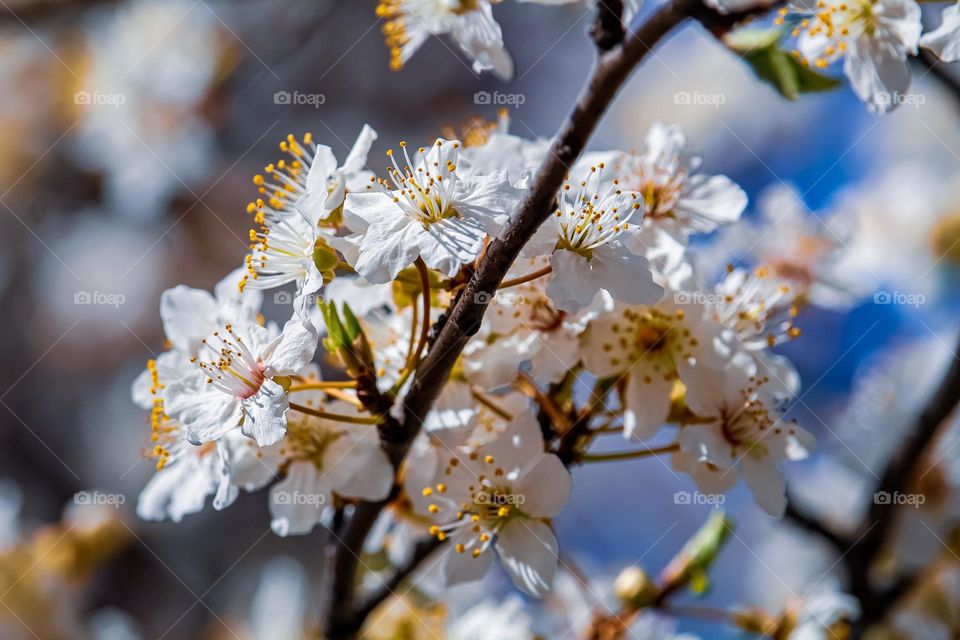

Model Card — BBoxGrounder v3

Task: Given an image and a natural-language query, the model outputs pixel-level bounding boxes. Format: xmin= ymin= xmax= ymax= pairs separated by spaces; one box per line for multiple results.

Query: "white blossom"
xmin=344 ymin=138 xmax=523 ymax=283
xmin=162 ymin=305 xmax=318 ymax=447
xmin=791 ymin=0 xmax=922 ymax=113
xmin=673 ymin=357 xmax=815 ymax=516
xmin=522 ymin=164 xmax=662 ymax=313
xmin=418 ymin=408 xmax=571 ymax=597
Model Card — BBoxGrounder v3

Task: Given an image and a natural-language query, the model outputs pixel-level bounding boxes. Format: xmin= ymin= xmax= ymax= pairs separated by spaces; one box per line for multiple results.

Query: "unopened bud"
xmin=613 ymin=567 xmax=658 ymax=611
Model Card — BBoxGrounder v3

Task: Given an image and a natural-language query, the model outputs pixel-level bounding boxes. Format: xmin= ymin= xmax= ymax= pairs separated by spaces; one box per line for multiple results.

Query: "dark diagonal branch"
xmin=322 ymin=0 xmax=788 ymax=636
xmin=590 ymin=0 xmax=625 ymax=50
xmin=783 ymin=493 xmax=850 ymax=554
xmin=353 ymin=537 xmax=445 ymax=624
xmin=846 ymin=332 xmax=960 ymax=637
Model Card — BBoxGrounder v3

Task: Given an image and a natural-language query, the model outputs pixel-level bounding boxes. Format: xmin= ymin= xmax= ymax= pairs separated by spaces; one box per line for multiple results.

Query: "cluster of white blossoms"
xmin=131 ymin=111 xmax=891 ymax=633
xmin=370 ymin=0 xmax=960 ymax=114
xmin=778 ymin=0 xmax=960 ymax=113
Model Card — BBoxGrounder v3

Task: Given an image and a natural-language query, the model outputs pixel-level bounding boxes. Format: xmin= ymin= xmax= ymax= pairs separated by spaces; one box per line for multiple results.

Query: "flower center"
xmin=377 ymin=0 xmax=481 ymax=70
xmin=377 ymin=140 xmax=463 ymax=229
xmin=422 ymin=452 xmax=525 ymax=559
xmin=192 ymin=325 xmax=266 ymax=399
xmin=282 ymin=409 xmax=343 ymax=469
xmin=553 ymin=164 xmax=639 ymax=257
xmin=782 ymin=0 xmax=874 ymax=68
xmin=598 ymin=307 xmax=697 ymax=381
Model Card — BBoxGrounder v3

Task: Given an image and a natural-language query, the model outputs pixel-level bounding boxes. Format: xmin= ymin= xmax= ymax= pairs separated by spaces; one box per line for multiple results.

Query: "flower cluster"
xmin=778 ymin=0 xmax=960 ymax=112
xmin=131 ymin=111 xmax=872 ymax=615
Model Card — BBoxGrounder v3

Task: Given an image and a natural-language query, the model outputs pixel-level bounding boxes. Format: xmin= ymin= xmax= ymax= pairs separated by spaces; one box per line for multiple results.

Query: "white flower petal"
xmin=240 ymin=379 xmax=289 ymax=446
xmin=495 ymin=518 xmax=559 ymax=598
xmin=517 ymin=455 xmax=571 ymax=518
xmin=160 ymin=285 xmax=218 ymax=354
xmin=270 ymin=461 xmax=330 ymax=536
xmin=741 ymin=454 xmax=787 ymax=517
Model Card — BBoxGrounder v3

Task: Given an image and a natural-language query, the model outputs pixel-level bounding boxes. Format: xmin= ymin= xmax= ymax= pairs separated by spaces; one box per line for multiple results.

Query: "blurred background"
xmin=2 ymin=0 xmax=960 ymax=637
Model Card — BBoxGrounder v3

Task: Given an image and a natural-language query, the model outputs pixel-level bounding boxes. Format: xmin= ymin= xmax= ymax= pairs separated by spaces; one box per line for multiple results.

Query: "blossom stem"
xmin=498 ymin=265 xmax=553 ymax=289
xmin=288 ymin=381 xmax=358 ymax=391
xmin=391 ymin=258 xmax=432 ymax=395
xmin=321 ymin=389 xmax=366 ymax=409
xmin=470 ymin=387 xmax=514 ymax=420
xmin=661 ymin=604 xmax=736 ymax=625
xmin=289 ymin=402 xmax=381 ymax=425
xmin=412 ymin=257 xmax=432 ymax=362
xmin=516 ymin=372 xmax=569 ymax=430
xmin=580 ymin=443 xmax=679 ymax=462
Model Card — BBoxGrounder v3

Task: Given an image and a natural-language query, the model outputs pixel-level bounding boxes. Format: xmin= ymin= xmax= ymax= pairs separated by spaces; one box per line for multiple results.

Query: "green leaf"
xmin=321 ymin=301 xmax=346 ymax=351
xmin=341 ymin=303 xmax=361 ymax=342
xmin=726 ymin=26 xmax=841 ymax=100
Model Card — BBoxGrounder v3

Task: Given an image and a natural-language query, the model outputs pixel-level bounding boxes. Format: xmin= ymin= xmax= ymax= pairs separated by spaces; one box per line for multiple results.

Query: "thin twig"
xmin=783 ymin=490 xmax=850 ymax=554
xmin=352 ymin=537 xmax=445 ymax=623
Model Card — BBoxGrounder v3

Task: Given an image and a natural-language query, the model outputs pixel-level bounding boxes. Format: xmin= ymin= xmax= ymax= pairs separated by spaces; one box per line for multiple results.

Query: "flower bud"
xmin=613 ymin=567 xmax=658 ymax=611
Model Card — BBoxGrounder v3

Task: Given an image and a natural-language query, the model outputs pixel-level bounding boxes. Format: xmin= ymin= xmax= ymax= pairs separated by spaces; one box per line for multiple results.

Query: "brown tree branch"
xmin=783 ymin=490 xmax=850 ymax=554
xmin=845 ymin=332 xmax=960 ymax=637
xmin=321 ymin=0 xmax=787 ymax=636
xmin=352 ymin=537 xmax=446 ymax=625
xmin=590 ymin=0 xmax=626 ymax=50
